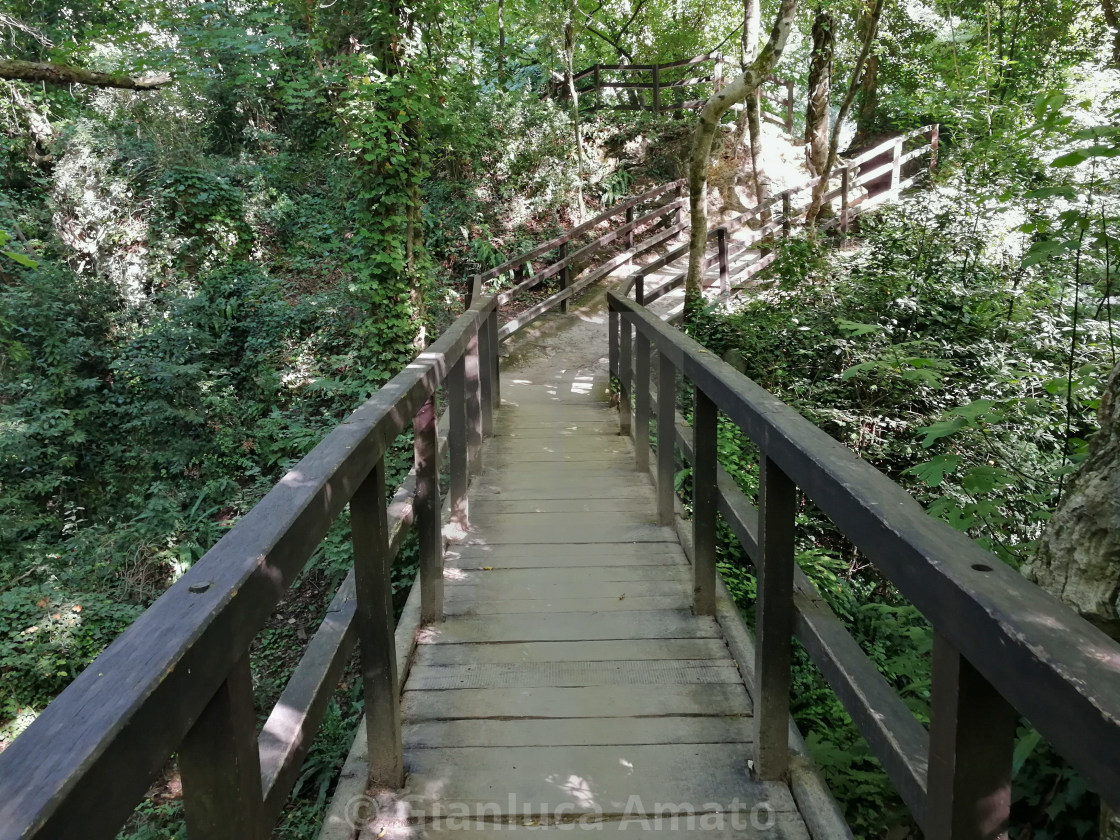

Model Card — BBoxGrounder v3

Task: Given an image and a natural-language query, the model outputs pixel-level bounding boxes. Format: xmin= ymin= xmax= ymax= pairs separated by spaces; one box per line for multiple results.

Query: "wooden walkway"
xmin=357 ymin=303 xmax=812 ymax=839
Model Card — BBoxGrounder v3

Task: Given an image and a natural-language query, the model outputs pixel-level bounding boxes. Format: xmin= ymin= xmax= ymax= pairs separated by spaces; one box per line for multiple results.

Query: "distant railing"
xmin=570 ymin=54 xmax=796 ymax=132
xmin=625 ymin=124 xmax=940 ymax=306
xmin=606 ymin=142 xmax=1120 ymax=835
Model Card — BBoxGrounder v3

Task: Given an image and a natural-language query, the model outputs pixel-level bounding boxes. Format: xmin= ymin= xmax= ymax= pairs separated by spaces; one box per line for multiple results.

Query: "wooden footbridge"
xmin=2 ymin=128 xmax=1119 ymax=840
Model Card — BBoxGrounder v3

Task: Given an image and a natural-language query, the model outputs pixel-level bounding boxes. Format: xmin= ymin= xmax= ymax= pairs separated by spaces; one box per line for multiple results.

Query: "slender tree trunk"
xmin=498 ymin=0 xmax=506 ymax=80
xmin=563 ymin=11 xmax=587 ymax=221
xmin=1104 ymin=0 xmax=1120 ymax=67
xmin=740 ymin=0 xmax=769 ymax=215
xmin=805 ymin=9 xmax=834 ymax=177
xmin=852 ymin=0 xmax=881 ymax=142
xmin=684 ymin=0 xmax=800 ymax=315
xmin=806 ymin=0 xmax=885 ymax=227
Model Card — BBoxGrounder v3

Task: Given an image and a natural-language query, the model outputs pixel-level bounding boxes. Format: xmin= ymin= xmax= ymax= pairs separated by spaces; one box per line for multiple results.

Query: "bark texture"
xmin=740 ymin=0 xmax=769 ymax=215
xmin=806 ymin=0 xmax=884 ymax=226
xmin=1104 ymin=0 xmax=1120 ymax=67
xmin=1023 ymin=360 xmax=1120 ymax=636
xmin=805 ymin=10 xmax=835 ymax=177
xmin=0 ymin=59 xmax=171 ymax=90
xmin=684 ymin=0 xmax=800 ymax=312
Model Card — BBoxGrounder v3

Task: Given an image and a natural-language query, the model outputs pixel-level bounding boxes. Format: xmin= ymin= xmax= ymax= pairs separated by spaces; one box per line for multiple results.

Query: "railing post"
xmin=674 ymin=184 xmax=684 ymax=227
xmin=652 ymin=63 xmax=660 ymax=114
xmin=930 ymin=124 xmax=940 ymax=171
xmin=926 ymin=635 xmax=1017 ymax=840
xmin=593 ymin=64 xmax=600 ymax=95
xmin=692 ymin=387 xmax=717 ymax=616
xmin=351 ymin=457 xmax=404 ymax=788
xmin=754 ymin=454 xmax=796 ymax=780
xmin=840 ymin=165 xmax=851 ymax=247
xmin=477 ymin=315 xmax=494 ymax=439
xmin=635 ymin=274 xmax=645 ymax=305
xmin=782 ymin=191 xmax=792 ymax=238
xmin=634 ymin=328 xmax=651 ymax=473
xmin=448 ymin=352 xmax=469 ymax=530
xmin=891 ymin=136 xmax=903 ymax=193
xmin=625 ymin=205 xmax=635 ymax=250
xmin=656 ymin=353 xmax=676 ymax=526
xmin=619 ymin=315 xmax=632 ymax=437
xmin=415 ymin=394 xmax=443 ymax=623
xmin=716 ymin=226 xmax=729 ymax=297
xmin=609 ymin=304 xmax=619 ymax=381
xmin=515 ymin=263 xmax=528 ymax=288
xmin=466 ymin=273 xmax=481 ymax=309
xmin=464 ymin=329 xmax=483 ymax=471
xmin=179 ymin=653 xmax=265 ymax=840
xmin=487 ymin=308 xmax=501 ymax=413
xmin=558 ymin=240 xmax=570 ymax=315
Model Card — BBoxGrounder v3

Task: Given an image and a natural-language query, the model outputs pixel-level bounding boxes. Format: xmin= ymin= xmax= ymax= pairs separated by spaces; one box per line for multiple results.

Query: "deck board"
xmin=353 ymin=315 xmax=811 ymax=840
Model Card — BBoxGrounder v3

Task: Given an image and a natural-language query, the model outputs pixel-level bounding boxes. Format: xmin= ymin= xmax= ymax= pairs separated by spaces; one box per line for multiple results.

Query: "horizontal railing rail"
xmin=607 ymin=241 xmax=1120 ymax=837
xmin=0 ymin=295 xmax=503 ymax=840
xmin=570 ymin=53 xmax=795 ymax=130
xmin=619 ymin=125 xmax=940 ymax=304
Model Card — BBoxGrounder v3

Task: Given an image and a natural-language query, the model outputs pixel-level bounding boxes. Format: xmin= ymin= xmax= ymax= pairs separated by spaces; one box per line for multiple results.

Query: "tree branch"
xmin=0 ymin=60 xmax=171 ymax=90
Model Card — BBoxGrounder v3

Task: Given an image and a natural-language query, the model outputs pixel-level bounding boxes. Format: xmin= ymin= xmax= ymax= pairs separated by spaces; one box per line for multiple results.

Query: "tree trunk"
xmin=562 ymin=10 xmax=587 ymax=222
xmin=852 ymin=0 xmax=882 ymax=143
xmin=498 ymin=0 xmax=506 ymax=80
xmin=684 ymin=0 xmax=800 ymax=316
xmin=0 ymin=59 xmax=171 ymax=90
xmin=1023 ymin=359 xmax=1120 ymax=837
xmin=741 ymin=0 xmax=769 ymax=216
xmin=1104 ymin=0 xmax=1120 ymax=67
xmin=805 ymin=10 xmax=834 ymax=178
xmin=806 ymin=0 xmax=885 ymax=227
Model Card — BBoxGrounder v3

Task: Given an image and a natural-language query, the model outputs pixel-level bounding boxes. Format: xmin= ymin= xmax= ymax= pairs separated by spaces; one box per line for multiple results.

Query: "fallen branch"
xmin=0 ymin=60 xmax=171 ymax=90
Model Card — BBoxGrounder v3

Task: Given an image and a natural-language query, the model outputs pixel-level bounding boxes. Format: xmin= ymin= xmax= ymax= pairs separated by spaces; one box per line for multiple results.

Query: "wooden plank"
xmin=406 ymin=660 xmax=744 ymax=689
xmin=414 ymin=638 xmax=730 ymax=665
xmin=403 ymin=815 xmax=810 ymax=840
xmin=444 ymin=577 xmax=684 ymax=603
xmin=467 ymin=497 xmax=652 ymax=514
xmin=405 ymin=716 xmax=752 ymax=748
xmin=462 ymin=517 xmax=671 ymax=544
xmin=446 ymin=594 xmax=689 ymax=615
xmin=414 ymin=609 xmax=721 ymax=643
xmin=438 ymin=565 xmax=686 ymax=587
xmin=403 ymin=683 xmax=751 ymax=720
xmin=401 ymin=744 xmax=794 ymax=814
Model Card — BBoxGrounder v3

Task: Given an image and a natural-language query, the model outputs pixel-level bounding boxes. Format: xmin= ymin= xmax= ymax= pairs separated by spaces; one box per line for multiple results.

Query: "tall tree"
xmin=1104 ymin=0 xmax=1120 ymax=67
xmin=805 ymin=8 xmax=835 ymax=177
xmin=737 ymin=0 xmax=769 ymax=215
xmin=683 ymin=0 xmax=801 ymax=313
xmin=806 ymin=0 xmax=885 ymax=226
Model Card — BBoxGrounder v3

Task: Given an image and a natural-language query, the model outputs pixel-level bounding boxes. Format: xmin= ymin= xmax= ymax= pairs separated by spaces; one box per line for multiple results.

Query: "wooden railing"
xmin=0 ymin=296 xmax=502 ymax=840
xmin=607 ymin=224 xmax=1120 ymax=839
xmin=626 ymin=125 xmax=940 ymax=306
xmin=571 ymin=54 xmax=796 ymax=131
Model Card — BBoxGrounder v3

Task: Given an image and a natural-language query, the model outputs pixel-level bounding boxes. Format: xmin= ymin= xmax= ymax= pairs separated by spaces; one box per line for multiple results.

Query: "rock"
xmin=1023 ymin=361 xmax=1120 ymax=637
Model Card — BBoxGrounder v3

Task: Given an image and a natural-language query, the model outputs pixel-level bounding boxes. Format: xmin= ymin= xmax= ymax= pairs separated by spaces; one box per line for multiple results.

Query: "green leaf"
xmin=2 ymin=250 xmax=37 ymax=268
xmin=1012 ymin=730 xmax=1043 ymax=778
xmin=904 ymin=454 xmax=962 ymax=487
xmin=917 ymin=416 xmax=965 ymax=448
xmin=836 ymin=318 xmax=882 ymax=336
xmin=961 ymin=465 xmax=1015 ymax=495
xmin=1022 ymin=239 xmax=1075 ymax=266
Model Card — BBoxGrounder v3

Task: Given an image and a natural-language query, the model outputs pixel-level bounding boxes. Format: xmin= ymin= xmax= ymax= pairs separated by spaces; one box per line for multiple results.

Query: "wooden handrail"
xmin=606 ymin=162 xmax=1120 ymax=830
xmin=0 ymin=298 xmax=503 ymax=840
